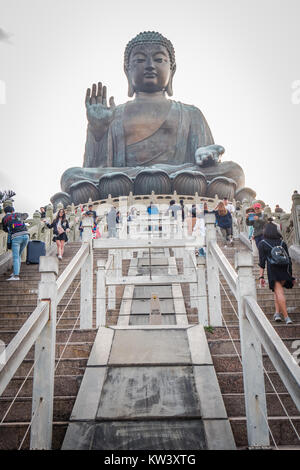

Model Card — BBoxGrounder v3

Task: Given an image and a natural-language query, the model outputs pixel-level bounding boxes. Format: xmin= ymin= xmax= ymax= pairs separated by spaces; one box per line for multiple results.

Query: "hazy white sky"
xmin=0 ymin=0 xmax=299 ymax=215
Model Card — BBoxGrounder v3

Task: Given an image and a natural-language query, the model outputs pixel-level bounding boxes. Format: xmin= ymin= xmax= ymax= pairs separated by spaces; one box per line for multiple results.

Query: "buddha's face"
xmin=127 ymin=44 xmax=172 ymax=94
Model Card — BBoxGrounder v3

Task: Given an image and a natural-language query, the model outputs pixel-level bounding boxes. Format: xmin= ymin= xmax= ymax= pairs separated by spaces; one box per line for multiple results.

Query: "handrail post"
xmin=235 ymin=251 xmax=270 ymax=448
xmin=184 ymin=250 xmax=196 ymax=308
xmin=176 ymin=211 xmax=183 ymax=240
xmin=30 ymin=256 xmax=59 ymax=449
xmin=107 ymin=251 xmax=116 ymax=309
xmin=114 ymin=248 xmax=122 ymax=286
xmin=80 ymin=216 xmax=93 ymax=329
xmin=291 ymin=191 xmax=300 ymax=245
xmin=96 ymin=259 xmax=106 ymax=327
xmin=205 ymin=213 xmax=222 ymax=326
xmin=196 ymin=256 xmax=208 ymax=325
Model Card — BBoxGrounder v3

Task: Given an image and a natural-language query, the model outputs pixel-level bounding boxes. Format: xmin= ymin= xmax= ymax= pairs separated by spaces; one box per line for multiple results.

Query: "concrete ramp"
xmin=62 ymin=325 xmax=236 ymax=450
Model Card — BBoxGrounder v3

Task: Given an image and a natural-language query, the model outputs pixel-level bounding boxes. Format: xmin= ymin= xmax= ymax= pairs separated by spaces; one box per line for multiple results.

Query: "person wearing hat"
xmin=2 ymin=206 xmax=29 ymax=281
xmin=246 ymin=203 xmax=268 ymax=248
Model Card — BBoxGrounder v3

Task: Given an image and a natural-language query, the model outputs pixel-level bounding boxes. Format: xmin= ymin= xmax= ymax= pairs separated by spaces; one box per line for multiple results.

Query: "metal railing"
xmin=0 ymin=217 xmax=93 ymax=449
xmin=204 ymin=212 xmax=300 ymax=448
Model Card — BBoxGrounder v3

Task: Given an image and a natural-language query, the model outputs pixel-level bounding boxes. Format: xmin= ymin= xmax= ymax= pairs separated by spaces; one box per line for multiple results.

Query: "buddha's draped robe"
xmin=61 ymin=100 xmax=244 ymax=193
xmin=83 ymin=101 xmax=214 ymax=169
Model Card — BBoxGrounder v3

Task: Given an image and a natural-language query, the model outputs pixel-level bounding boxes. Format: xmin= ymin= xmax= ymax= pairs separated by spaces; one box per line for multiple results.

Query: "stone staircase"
xmin=203 ymin=240 xmax=300 ymax=449
xmin=0 ymin=238 xmax=299 ymax=449
xmin=0 ymin=241 xmax=126 ymax=450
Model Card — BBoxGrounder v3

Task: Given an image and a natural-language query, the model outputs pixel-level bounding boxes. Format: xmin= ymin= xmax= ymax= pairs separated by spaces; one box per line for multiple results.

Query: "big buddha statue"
xmin=51 ymin=31 xmax=255 ymax=207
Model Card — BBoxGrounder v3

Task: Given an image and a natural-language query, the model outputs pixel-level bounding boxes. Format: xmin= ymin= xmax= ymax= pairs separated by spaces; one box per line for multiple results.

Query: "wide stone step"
xmin=0 ymin=342 xmax=93 ymax=360
xmin=0 ymin=329 xmax=97 ymax=344
xmin=212 ymin=354 xmax=287 ymax=373
xmin=0 ymin=396 xmax=75 ymax=422
xmin=208 ymin=338 xmax=299 ymax=356
xmin=205 ymin=325 xmax=300 ymax=340
xmin=0 ymin=317 xmax=87 ymax=330
xmin=230 ymin=416 xmax=300 ymax=447
xmin=214 ymin=312 xmax=300 ymax=323
xmin=2 ymin=375 xmax=82 ymax=398
xmin=13 ymin=357 xmax=88 ymax=377
xmin=223 ymin=393 xmax=300 ymax=417
xmin=0 ymin=422 xmax=68 ymax=450
xmin=217 ymin=371 xmax=290 ymax=394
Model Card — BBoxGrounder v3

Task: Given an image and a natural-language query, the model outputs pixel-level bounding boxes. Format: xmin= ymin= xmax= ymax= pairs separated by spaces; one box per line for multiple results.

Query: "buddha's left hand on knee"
xmin=195 ymin=144 xmax=225 ymax=167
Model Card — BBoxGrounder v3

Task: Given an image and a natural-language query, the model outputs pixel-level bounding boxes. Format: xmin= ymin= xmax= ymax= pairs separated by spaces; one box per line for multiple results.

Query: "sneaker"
xmin=285 ymin=316 xmax=293 ymax=325
xmin=58 ymin=255 xmax=62 ymax=260
xmin=7 ymin=275 xmax=20 ymax=281
xmin=273 ymin=313 xmax=283 ymax=322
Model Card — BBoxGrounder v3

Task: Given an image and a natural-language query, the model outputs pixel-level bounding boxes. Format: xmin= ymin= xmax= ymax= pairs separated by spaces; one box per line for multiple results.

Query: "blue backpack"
xmin=6 ymin=213 xmax=27 ymax=235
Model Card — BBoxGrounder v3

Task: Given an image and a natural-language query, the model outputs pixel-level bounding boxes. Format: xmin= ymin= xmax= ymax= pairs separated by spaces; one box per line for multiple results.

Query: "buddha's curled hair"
xmin=124 ymin=31 xmax=176 ymax=72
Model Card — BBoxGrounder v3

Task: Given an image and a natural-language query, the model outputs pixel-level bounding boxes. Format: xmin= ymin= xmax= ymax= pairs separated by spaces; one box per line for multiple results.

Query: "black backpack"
xmin=263 ymin=240 xmax=289 ymax=266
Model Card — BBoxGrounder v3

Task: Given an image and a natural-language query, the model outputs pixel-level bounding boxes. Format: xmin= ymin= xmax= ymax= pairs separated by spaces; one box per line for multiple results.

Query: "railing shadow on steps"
xmin=204 ymin=213 xmax=300 ymax=449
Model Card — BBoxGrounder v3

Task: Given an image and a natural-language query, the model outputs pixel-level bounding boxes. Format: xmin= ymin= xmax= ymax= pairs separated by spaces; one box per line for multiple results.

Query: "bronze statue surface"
xmin=52 ymin=31 xmax=254 ymax=207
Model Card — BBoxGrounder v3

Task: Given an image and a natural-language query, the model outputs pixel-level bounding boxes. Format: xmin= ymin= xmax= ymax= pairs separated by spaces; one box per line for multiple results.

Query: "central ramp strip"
xmin=62 ymin=324 xmax=236 ymax=450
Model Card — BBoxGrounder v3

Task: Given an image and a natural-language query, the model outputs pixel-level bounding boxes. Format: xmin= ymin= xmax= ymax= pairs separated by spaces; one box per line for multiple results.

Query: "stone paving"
xmin=62 ymin=247 xmax=235 ymax=450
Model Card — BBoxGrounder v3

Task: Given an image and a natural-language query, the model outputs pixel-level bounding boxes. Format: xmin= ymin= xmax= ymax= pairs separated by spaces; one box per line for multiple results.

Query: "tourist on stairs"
xmin=258 ymin=220 xmax=295 ymax=325
xmin=246 ymin=202 xmax=268 ymax=248
xmin=211 ymin=201 xmax=233 ymax=246
xmin=2 ymin=205 xmax=29 ymax=281
xmin=43 ymin=208 xmax=70 ymax=260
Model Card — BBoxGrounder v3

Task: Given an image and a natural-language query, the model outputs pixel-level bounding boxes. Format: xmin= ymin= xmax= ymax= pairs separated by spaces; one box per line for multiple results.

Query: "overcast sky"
xmin=0 ymin=0 xmax=299 ymax=216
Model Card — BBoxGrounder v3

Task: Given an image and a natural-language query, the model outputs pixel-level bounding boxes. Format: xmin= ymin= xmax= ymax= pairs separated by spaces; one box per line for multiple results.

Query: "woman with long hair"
xmin=258 ymin=220 xmax=295 ymax=324
xmin=44 ymin=208 xmax=70 ymax=260
xmin=213 ymin=201 xmax=233 ymax=246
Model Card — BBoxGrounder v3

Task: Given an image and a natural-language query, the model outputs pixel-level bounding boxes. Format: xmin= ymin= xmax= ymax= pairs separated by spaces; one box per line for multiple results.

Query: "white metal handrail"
xmin=0 ymin=243 xmax=90 ymax=398
xmin=0 ymin=217 xmax=94 ymax=449
xmin=208 ymin=238 xmax=300 ymax=412
xmin=209 ymin=240 xmax=238 ymax=297
xmin=205 ymin=212 xmax=300 ymax=447
xmin=0 ymin=301 xmax=49 ymax=396
xmin=244 ymin=295 xmax=300 ymax=411
xmin=56 ymin=243 xmax=89 ymax=303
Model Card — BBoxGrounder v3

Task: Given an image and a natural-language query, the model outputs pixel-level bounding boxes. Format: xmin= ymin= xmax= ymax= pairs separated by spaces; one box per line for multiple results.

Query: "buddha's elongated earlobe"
xmin=125 ymin=69 xmax=135 ymax=97
xmin=166 ymin=67 xmax=176 ymax=96
xmin=166 ymin=78 xmax=173 ymax=96
xmin=128 ymin=81 xmax=135 ymax=97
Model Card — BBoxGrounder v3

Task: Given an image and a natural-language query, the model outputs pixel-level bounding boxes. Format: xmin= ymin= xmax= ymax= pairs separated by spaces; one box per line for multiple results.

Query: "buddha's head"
xmin=124 ymin=31 xmax=176 ymax=97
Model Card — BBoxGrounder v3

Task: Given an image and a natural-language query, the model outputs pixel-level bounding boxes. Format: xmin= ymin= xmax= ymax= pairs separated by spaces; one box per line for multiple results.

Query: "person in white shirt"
xmin=223 ymin=197 xmax=235 ymax=214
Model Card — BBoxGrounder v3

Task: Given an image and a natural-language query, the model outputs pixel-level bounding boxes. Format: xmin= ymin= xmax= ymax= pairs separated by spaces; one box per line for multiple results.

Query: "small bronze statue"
xmin=52 ymin=31 xmax=255 ymax=207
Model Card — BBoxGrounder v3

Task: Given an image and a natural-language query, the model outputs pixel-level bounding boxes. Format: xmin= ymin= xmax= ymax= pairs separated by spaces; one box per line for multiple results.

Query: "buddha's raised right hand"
xmin=85 ymin=82 xmax=116 ymax=140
